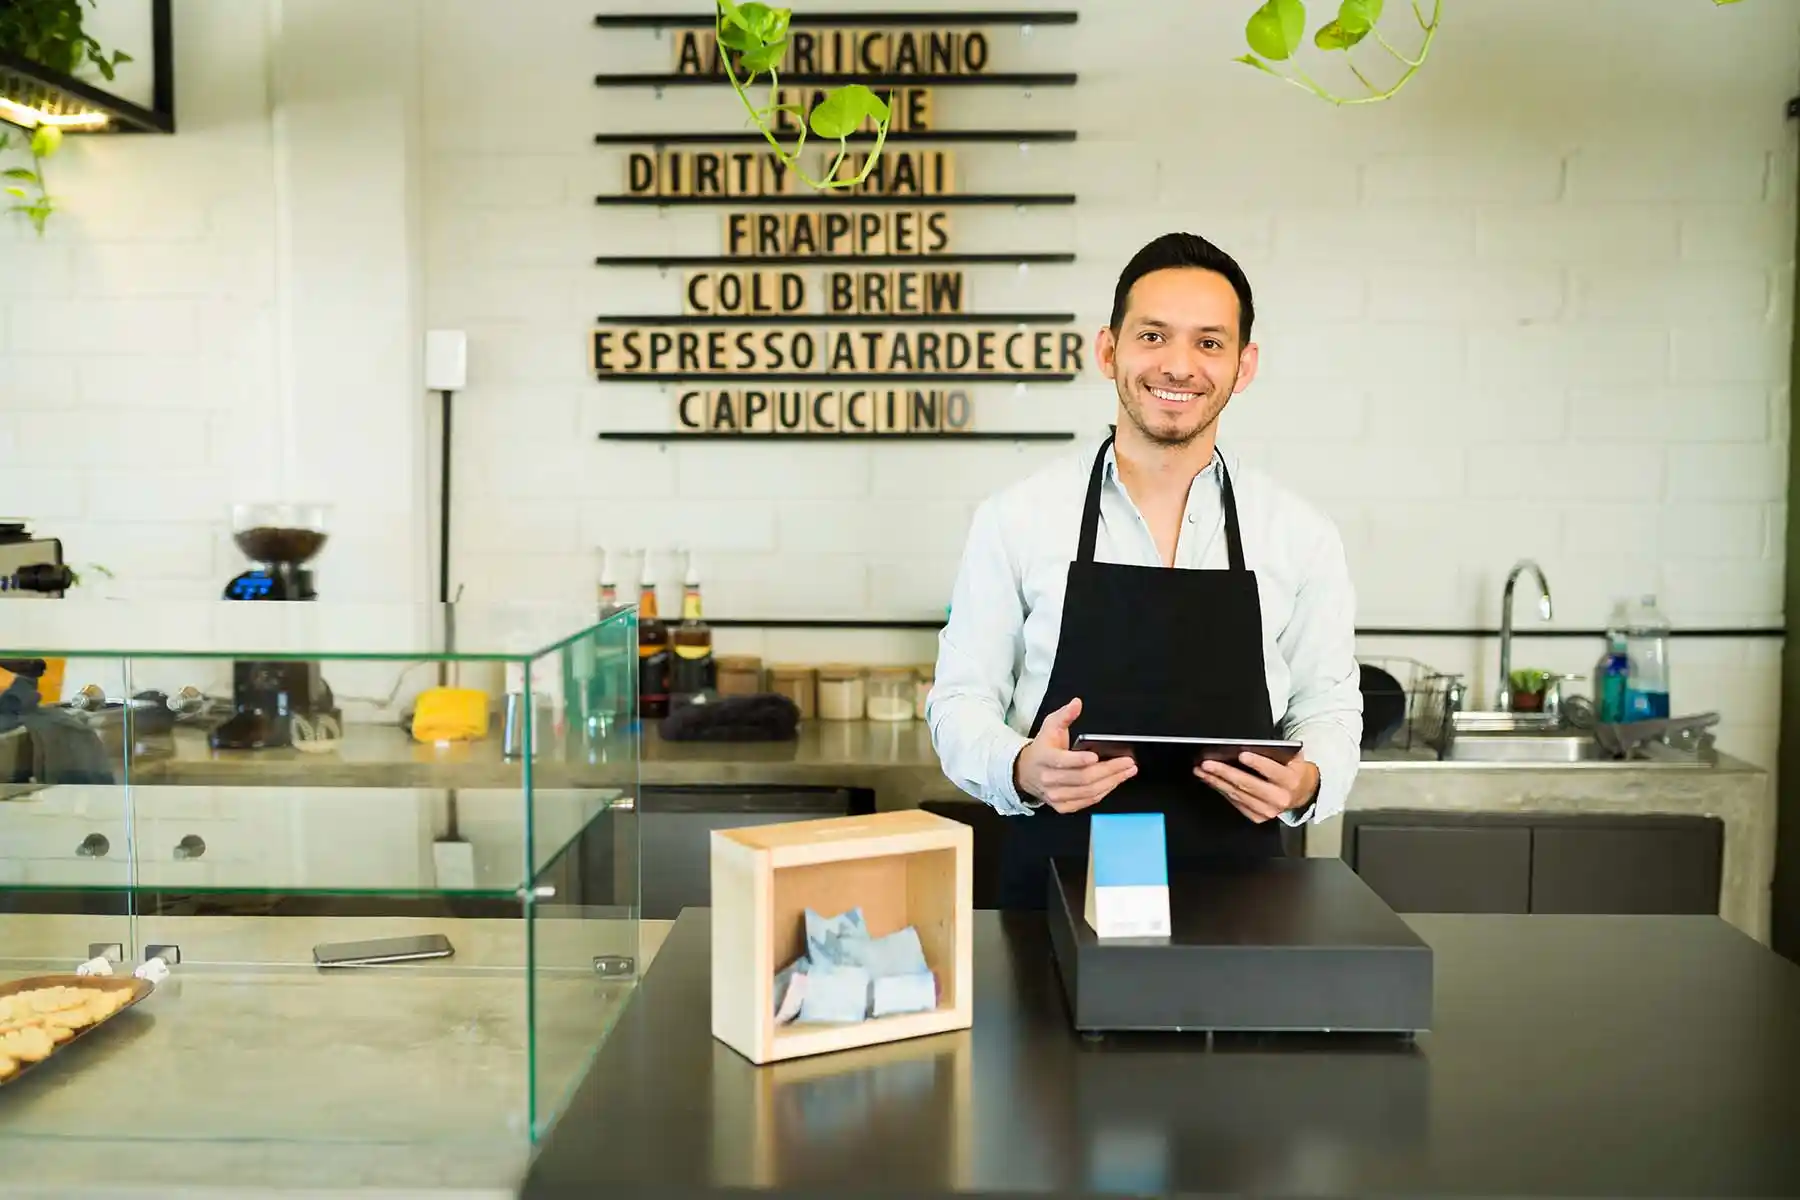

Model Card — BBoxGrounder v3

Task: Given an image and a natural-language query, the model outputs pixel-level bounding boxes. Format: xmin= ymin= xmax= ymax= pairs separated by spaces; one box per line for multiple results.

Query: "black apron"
xmin=997 ymin=433 xmax=1286 ymax=910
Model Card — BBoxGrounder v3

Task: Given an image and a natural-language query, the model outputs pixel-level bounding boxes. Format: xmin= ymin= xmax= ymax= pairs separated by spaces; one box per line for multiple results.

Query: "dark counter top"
xmin=524 ymin=907 xmax=1800 ymax=1199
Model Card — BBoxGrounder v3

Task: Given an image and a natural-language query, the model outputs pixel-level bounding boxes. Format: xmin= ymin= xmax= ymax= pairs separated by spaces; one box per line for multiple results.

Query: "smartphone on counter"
xmin=1073 ymin=733 xmax=1304 ymax=767
xmin=312 ymin=934 xmax=455 ymax=967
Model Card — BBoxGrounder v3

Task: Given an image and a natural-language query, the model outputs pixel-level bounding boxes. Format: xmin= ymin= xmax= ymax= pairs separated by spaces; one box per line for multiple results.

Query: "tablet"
xmin=1073 ymin=733 xmax=1304 ymax=767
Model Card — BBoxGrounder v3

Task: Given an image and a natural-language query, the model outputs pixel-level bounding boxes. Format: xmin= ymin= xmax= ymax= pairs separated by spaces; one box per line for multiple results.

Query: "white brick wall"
xmin=0 ymin=0 xmax=1794 ymax=769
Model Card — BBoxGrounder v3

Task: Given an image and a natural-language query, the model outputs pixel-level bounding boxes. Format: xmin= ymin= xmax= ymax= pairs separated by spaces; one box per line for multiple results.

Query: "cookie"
xmin=86 ymin=991 xmax=126 ymax=1021
xmin=43 ymin=1008 xmax=93 ymax=1031
xmin=0 ymin=1054 xmax=15 ymax=1081
xmin=0 ymin=1027 xmax=51 ymax=1063
xmin=27 ymin=987 xmax=81 ymax=1014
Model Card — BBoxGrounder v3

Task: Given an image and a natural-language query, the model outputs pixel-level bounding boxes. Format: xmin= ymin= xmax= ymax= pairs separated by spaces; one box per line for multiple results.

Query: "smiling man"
xmin=925 ymin=232 xmax=1364 ymax=909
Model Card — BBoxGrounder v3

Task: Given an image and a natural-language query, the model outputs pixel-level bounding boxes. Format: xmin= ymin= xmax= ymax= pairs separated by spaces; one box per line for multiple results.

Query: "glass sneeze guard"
xmin=0 ymin=600 xmax=640 ymax=1191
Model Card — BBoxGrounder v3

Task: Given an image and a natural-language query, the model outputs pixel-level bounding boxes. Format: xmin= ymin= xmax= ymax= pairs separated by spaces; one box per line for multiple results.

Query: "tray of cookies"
xmin=0 ymin=975 xmax=152 ymax=1086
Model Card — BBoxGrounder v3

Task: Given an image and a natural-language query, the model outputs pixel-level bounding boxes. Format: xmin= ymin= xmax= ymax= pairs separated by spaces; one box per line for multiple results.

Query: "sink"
xmin=1443 ymin=734 xmax=1610 ymax=763
xmin=1437 ymin=710 xmax=1720 ymax=766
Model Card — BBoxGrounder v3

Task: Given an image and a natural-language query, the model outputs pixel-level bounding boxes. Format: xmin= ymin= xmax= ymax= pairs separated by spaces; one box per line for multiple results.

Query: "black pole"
xmin=438 ymin=388 xmax=452 ymax=606
xmin=151 ymin=0 xmax=174 ymax=130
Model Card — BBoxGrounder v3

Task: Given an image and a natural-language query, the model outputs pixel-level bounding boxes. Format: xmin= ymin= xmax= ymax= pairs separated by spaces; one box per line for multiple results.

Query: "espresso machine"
xmin=0 ymin=522 xmax=70 ymax=596
xmin=209 ymin=504 xmax=342 ymax=751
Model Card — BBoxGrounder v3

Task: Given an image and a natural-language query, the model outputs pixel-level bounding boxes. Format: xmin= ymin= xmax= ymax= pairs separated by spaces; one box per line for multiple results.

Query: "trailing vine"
xmin=0 ymin=124 xmax=59 ymax=234
xmin=1236 ymin=0 xmax=1441 ymax=105
xmin=715 ymin=0 xmax=893 ymax=190
xmin=713 ymin=0 xmax=1754 ymax=192
xmin=1234 ymin=0 xmax=1744 ymax=105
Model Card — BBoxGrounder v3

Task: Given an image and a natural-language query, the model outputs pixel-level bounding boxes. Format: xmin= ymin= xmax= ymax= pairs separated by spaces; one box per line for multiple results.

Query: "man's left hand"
xmin=1196 ymin=752 xmax=1319 ymax=823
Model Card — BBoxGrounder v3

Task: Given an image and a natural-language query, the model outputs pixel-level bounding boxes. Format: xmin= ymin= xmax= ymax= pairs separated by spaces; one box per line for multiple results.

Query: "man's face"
xmin=1096 ymin=267 xmax=1259 ymax=449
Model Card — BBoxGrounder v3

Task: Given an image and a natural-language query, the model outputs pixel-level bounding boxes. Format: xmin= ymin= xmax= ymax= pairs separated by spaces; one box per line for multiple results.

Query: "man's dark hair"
xmin=1107 ymin=232 xmax=1255 ymax=345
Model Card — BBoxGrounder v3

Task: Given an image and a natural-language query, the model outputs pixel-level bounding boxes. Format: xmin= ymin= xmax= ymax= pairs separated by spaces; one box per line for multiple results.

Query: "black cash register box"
xmin=1045 ymin=856 xmax=1434 ymax=1035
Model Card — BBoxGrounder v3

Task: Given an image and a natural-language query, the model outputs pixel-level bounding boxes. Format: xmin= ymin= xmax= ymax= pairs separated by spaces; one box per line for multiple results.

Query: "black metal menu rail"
xmin=598 ymin=431 xmax=1073 ymax=442
xmin=593 ymin=312 xmax=1075 ymax=325
xmin=594 ymin=193 xmax=1075 ymax=205
xmin=594 ymin=130 xmax=1078 ymax=145
xmin=595 ymin=71 xmax=1076 ymax=86
xmin=594 ymin=253 xmax=1076 ymax=266
xmin=593 ymin=10 xmax=1079 ymax=27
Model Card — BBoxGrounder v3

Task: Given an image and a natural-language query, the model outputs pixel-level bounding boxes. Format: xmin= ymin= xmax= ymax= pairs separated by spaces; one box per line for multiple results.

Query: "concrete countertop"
xmin=133 ymin=719 xmax=1766 ymax=803
xmin=118 ymin=719 xmax=1775 ymax=943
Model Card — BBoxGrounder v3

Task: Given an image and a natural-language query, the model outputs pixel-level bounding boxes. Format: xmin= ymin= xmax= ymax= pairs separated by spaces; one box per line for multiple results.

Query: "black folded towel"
xmin=659 ymin=692 xmax=800 ymax=742
xmin=0 ymin=674 xmax=117 ymax=785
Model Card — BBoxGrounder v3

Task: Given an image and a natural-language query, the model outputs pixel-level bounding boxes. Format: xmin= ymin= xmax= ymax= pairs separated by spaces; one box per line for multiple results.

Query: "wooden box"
xmin=710 ymin=809 xmax=973 ymax=1065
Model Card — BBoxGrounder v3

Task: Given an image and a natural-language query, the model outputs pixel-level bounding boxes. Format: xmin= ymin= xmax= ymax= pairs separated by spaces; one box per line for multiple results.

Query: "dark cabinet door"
xmin=1529 ymin=820 xmax=1723 ymax=915
xmin=638 ymin=787 xmax=857 ymax=920
xmin=1352 ymin=824 xmax=1532 ymax=914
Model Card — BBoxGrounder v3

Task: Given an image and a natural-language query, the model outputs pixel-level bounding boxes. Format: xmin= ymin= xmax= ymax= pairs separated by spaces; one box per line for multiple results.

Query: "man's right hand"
xmin=1013 ymin=697 xmax=1137 ymax=813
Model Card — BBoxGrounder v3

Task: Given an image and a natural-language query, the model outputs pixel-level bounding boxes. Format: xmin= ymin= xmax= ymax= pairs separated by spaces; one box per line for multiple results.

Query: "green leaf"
xmin=1313 ymin=19 xmax=1351 ymax=49
xmin=1233 ymin=52 xmax=1279 ymax=75
xmin=5 ymin=187 xmax=28 ymax=199
xmin=808 ymin=84 xmax=888 ymax=139
xmin=1 ymin=167 xmax=36 ymax=182
xmin=1246 ymin=0 xmax=1306 ymax=61
xmin=741 ymin=40 xmax=785 ymax=73
xmin=30 ymin=126 xmax=63 ymax=158
xmin=717 ymin=0 xmax=749 ymax=29
xmin=717 ymin=19 xmax=759 ymax=52
xmin=1317 ymin=0 xmax=1381 ymax=48
xmin=737 ymin=2 xmax=779 ymax=39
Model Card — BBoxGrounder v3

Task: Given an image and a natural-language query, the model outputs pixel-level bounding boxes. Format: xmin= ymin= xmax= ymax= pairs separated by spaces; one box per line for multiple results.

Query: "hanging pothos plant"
xmin=1235 ymin=0 xmax=1745 ymax=104
xmin=714 ymin=0 xmax=892 ymax=190
xmin=715 ymin=0 xmax=1753 ymax=190
xmin=0 ymin=0 xmax=133 ymax=235
xmin=0 ymin=124 xmax=61 ymax=234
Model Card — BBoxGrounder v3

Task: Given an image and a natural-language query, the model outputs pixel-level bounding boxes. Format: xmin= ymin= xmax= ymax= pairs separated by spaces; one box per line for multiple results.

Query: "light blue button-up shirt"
xmin=925 ymin=435 xmax=1364 ymax=822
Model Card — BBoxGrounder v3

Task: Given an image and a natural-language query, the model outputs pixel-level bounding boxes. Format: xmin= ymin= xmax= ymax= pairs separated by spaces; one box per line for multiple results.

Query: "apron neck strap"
xmin=1078 ymin=432 xmax=1247 ymax=572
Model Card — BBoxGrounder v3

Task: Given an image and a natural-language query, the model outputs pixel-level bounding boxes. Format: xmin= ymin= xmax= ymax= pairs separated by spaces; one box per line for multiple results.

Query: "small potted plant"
xmin=1509 ymin=668 xmax=1550 ymax=713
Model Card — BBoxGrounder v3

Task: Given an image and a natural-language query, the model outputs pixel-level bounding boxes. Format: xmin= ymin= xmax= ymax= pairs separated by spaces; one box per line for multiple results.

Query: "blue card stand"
xmin=1083 ymin=813 xmax=1172 ymax=940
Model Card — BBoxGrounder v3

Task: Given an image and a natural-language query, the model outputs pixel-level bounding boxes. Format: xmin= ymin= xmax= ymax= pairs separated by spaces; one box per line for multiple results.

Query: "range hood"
xmin=0 ymin=0 xmax=171 ymax=133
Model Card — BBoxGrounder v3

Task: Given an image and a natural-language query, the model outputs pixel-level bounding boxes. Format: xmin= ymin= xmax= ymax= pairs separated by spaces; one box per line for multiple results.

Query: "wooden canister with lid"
xmin=768 ymin=665 xmax=817 ymax=719
xmin=816 ymin=664 xmax=865 ymax=721
xmin=716 ymin=655 xmax=764 ymax=696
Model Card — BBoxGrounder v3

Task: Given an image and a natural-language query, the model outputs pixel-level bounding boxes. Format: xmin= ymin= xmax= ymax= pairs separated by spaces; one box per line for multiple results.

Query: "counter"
xmin=524 ymin=906 xmax=1800 ymax=1199
xmin=127 ymin=721 xmax=1775 ymax=942
xmin=0 ymin=912 xmax=645 ymax=1198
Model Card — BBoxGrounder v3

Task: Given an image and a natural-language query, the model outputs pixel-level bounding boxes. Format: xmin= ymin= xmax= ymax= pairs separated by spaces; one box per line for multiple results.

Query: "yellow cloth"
xmin=411 ymin=688 xmax=490 ymax=742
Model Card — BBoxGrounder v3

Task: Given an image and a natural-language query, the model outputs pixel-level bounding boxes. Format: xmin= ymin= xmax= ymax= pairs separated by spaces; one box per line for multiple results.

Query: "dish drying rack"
xmin=1359 ymin=655 xmax=1466 ymax=758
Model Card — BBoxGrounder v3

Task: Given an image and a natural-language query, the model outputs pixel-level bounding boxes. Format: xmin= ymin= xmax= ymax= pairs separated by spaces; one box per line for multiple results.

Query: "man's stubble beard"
xmin=1115 ymin=371 xmax=1236 ymax=449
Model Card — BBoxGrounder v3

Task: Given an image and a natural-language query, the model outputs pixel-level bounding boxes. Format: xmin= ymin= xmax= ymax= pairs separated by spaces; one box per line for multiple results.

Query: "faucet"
xmin=1496 ymin=559 xmax=1552 ymax=712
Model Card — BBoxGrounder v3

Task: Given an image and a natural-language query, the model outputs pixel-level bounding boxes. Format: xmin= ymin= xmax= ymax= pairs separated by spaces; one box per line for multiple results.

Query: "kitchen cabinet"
xmin=1342 ymin=811 xmax=1724 ymax=918
xmin=581 ymin=785 xmax=868 ymax=920
xmin=1529 ymin=822 xmax=1722 ymax=915
xmin=1352 ymin=823 xmax=1532 ymax=913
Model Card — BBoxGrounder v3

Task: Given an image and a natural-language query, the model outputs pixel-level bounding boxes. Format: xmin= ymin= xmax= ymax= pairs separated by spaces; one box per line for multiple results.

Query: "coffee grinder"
xmin=209 ymin=503 xmax=342 ymax=750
